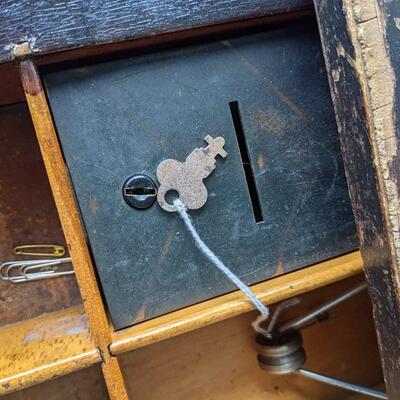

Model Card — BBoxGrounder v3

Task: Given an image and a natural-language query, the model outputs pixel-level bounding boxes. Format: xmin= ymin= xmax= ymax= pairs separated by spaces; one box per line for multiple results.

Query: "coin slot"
xmin=229 ymin=101 xmax=264 ymax=223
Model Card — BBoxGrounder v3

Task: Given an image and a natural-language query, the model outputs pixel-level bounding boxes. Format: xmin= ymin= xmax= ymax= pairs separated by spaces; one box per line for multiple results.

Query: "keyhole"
xmin=124 ymin=187 xmax=156 ymax=197
xmin=122 ymin=175 xmax=157 ymax=209
xmin=229 ymin=101 xmax=264 ymax=223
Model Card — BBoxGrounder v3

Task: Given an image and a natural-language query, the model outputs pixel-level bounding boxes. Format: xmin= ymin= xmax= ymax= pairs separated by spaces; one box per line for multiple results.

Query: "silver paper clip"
xmin=0 ymin=257 xmax=74 ymax=283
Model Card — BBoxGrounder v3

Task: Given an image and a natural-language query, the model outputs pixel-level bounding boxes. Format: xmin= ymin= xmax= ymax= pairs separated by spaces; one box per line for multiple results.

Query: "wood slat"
xmin=4 ymin=365 xmax=109 ymax=400
xmin=313 ymin=0 xmax=400 ymax=397
xmin=111 ymin=251 xmax=363 ymax=355
xmin=0 ymin=9 xmax=312 ymax=108
xmin=19 ymin=59 xmax=128 ymax=400
xmin=0 ymin=306 xmax=101 ymax=396
xmin=0 ymin=0 xmax=312 ymax=64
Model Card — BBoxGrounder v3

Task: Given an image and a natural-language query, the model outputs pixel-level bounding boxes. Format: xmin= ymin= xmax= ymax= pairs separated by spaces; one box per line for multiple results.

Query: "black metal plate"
xmin=44 ymin=24 xmax=358 ymax=330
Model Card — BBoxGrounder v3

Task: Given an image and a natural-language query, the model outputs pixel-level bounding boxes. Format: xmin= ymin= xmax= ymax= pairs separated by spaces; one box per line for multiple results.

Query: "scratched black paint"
xmin=43 ymin=24 xmax=357 ymax=329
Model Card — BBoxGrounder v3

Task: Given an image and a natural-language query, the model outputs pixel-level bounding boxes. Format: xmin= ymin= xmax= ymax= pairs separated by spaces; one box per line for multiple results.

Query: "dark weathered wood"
xmin=0 ymin=9 xmax=312 ymax=108
xmin=0 ymin=0 xmax=312 ymax=64
xmin=0 ymin=62 xmax=24 ymax=106
xmin=314 ymin=0 xmax=400 ymax=398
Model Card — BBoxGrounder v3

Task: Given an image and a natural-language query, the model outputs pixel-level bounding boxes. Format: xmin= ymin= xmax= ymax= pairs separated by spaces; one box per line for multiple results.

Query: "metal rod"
xmin=297 ymin=369 xmax=387 ymax=399
xmin=280 ymin=281 xmax=368 ymax=333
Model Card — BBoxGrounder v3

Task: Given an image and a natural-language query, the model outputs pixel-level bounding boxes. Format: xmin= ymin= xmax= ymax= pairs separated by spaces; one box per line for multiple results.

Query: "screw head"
xmin=122 ymin=174 xmax=157 ymax=209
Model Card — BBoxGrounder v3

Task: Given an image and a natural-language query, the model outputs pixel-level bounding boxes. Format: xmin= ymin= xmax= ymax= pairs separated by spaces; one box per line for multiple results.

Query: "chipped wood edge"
xmin=0 ymin=305 xmax=101 ymax=396
xmin=111 ymin=251 xmax=363 ymax=355
xmin=12 ymin=42 xmax=32 ymax=58
xmin=0 ymin=350 xmax=101 ymax=396
xmin=19 ymin=59 xmax=128 ymax=400
xmin=322 ymin=1 xmax=400 ymax=396
xmin=343 ymin=0 xmax=400 ymax=351
xmin=344 ymin=0 xmax=400 ymax=285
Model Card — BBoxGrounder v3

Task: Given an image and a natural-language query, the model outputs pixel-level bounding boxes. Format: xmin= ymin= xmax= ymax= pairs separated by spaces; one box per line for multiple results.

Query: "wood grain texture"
xmin=19 ymin=59 xmax=128 ymax=400
xmin=0 ymin=62 xmax=24 ymax=106
xmin=0 ymin=10 xmax=312 ymax=108
xmin=119 ymin=275 xmax=383 ymax=400
xmin=0 ymin=0 xmax=312 ymax=64
xmin=313 ymin=0 xmax=400 ymax=397
xmin=1 ymin=277 xmax=384 ymax=400
xmin=4 ymin=366 xmax=108 ymax=400
xmin=0 ymin=102 xmax=81 ymax=325
xmin=0 ymin=305 xmax=101 ymax=396
xmin=111 ymin=251 xmax=363 ymax=354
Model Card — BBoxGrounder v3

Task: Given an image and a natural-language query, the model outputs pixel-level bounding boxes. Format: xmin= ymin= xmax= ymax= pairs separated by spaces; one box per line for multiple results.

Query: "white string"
xmin=174 ymin=199 xmax=269 ymax=317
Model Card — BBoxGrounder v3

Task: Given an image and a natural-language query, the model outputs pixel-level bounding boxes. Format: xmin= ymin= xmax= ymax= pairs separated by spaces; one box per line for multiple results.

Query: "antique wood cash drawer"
xmin=1 ymin=0 xmax=398 ymax=398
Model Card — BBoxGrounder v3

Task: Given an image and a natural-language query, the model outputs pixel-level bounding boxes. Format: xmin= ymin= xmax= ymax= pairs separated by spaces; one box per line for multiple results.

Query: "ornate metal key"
xmin=156 ymin=135 xmax=227 ymax=212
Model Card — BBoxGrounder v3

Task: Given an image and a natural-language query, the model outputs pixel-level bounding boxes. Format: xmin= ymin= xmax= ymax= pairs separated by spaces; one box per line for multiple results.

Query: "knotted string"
xmin=174 ymin=199 xmax=269 ymax=328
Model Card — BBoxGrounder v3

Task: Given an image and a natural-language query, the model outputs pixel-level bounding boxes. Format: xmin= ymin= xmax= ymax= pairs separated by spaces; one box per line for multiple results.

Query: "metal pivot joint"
xmin=256 ymin=330 xmax=305 ymax=374
xmin=255 ymin=282 xmax=388 ymax=399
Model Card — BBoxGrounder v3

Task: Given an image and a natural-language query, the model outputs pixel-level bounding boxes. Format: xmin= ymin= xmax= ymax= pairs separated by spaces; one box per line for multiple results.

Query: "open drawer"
xmin=40 ymin=20 xmax=357 ymax=330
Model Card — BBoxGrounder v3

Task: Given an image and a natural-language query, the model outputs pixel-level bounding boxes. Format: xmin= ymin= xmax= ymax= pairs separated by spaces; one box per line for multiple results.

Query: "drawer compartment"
xmin=43 ymin=23 xmax=357 ymax=330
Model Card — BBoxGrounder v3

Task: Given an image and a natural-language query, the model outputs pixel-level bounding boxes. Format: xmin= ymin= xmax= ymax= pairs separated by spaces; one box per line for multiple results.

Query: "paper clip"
xmin=0 ymin=257 xmax=74 ymax=283
xmin=14 ymin=244 xmax=65 ymax=257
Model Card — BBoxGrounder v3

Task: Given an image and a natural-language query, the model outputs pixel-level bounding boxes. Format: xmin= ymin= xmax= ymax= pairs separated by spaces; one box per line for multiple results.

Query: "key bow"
xmin=156 ymin=136 xmax=227 ymax=212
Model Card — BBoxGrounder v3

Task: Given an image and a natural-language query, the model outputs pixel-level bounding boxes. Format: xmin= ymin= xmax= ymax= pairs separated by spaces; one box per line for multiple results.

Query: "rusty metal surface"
xmin=157 ymin=136 xmax=227 ymax=212
xmin=44 ymin=23 xmax=358 ymax=330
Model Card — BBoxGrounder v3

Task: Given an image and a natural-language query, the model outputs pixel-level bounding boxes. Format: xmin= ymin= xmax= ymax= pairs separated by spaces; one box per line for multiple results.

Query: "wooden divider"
xmin=0 ymin=306 xmax=101 ymax=395
xmin=111 ymin=251 xmax=363 ymax=354
xmin=19 ymin=59 xmax=128 ymax=400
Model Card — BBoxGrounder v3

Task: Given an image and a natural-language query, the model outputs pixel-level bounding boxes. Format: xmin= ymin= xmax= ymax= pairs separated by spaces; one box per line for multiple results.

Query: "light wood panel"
xmin=4 ymin=366 xmax=108 ymax=400
xmin=0 ymin=274 xmax=384 ymax=400
xmin=111 ymin=251 xmax=363 ymax=354
xmin=19 ymin=59 xmax=128 ymax=400
xmin=119 ymin=275 xmax=383 ymax=400
xmin=0 ymin=306 xmax=100 ymax=396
